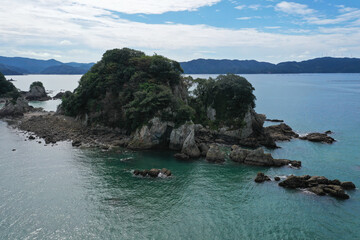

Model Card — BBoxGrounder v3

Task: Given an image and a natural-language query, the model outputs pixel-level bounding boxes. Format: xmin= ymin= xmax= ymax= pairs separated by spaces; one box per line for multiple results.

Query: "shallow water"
xmin=1 ymin=74 xmax=360 ymax=239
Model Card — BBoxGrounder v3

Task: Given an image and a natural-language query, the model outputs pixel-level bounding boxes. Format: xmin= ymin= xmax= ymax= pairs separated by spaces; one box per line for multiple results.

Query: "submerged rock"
xmin=254 ymin=172 xmax=271 ymax=183
xmin=133 ymin=168 xmax=171 ymax=178
xmin=174 ymin=153 xmax=190 ymax=160
xmin=206 ymin=144 xmax=225 ymax=163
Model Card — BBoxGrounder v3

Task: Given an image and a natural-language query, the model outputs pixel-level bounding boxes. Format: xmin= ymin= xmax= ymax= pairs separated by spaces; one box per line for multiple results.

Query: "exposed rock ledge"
xmin=265 ymin=123 xmax=335 ymax=144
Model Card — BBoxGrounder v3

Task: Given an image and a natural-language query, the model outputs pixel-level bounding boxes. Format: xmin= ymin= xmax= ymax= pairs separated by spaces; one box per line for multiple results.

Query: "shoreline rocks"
xmin=206 ymin=144 xmax=225 ymax=163
xmin=230 ymin=145 xmax=301 ymax=168
xmin=25 ymin=84 xmax=51 ymax=101
xmin=299 ymin=132 xmax=335 ymax=144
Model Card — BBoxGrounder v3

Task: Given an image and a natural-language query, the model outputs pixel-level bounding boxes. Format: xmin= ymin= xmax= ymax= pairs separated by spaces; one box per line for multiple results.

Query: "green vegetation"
xmin=189 ymin=74 xmax=256 ymax=129
xmin=61 ymin=48 xmax=189 ymax=131
xmin=29 ymin=81 xmax=44 ymax=90
xmin=0 ymin=71 xmax=20 ymax=99
xmin=61 ymin=48 xmax=255 ymax=132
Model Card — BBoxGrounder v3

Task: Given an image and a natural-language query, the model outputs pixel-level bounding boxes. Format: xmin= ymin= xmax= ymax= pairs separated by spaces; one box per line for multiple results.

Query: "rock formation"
xmin=229 ymin=145 xmax=301 ymax=167
xmin=278 ymin=175 xmax=356 ymax=199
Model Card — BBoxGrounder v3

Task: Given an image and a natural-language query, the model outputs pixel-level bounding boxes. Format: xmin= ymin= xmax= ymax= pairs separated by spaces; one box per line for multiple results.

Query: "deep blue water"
xmin=1 ymin=74 xmax=359 ymax=239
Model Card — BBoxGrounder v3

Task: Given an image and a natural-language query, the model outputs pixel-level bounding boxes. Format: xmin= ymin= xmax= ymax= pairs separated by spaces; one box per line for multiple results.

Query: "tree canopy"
xmin=61 ymin=48 xmax=256 ymax=132
xmin=0 ymin=71 xmax=19 ymax=99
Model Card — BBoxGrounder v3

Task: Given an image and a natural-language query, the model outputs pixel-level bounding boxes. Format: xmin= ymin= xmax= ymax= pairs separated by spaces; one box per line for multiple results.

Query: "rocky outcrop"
xmin=254 ymin=172 xmax=271 ymax=183
xmin=206 ymin=144 xmax=225 ymax=163
xmin=264 ymin=123 xmax=299 ymax=141
xmin=25 ymin=85 xmax=51 ymax=101
xmin=181 ymin=129 xmax=201 ymax=158
xmin=229 ymin=145 xmax=301 ymax=167
xmin=0 ymin=97 xmax=34 ymax=118
xmin=169 ymin=122 xmax=194 ymax=150
xmin=299 ymin=132 xmax=335 ymax=144
xmin=128 ymin=117 xmax=173 ymax=149
xmin=278 ymin=175 xmax=356 ymax=199
xmin=53 ymin=92 xmax=65 ymax=99
xmin=133 ymin=168 xmax=172 ymax=178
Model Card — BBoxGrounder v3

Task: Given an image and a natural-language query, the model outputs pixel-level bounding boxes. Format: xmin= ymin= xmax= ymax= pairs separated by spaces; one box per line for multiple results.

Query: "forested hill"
xmin=0 ymin=56 xmax=94 ymax=75
xmin=180 ymin=57 xmax=360 ymax=74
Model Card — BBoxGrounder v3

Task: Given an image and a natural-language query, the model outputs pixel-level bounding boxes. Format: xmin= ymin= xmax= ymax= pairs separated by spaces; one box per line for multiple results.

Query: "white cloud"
xmin=275 ymin=1 xmax=315 ymax=15
xmin=235 ymin=5 xmax=246 ymax=10
xmin=60 ymin=40 xmax=72 ymax=45
xmin=1 ymin=0 xmax=360 ymax=63
xmin=76 ymin=0 xmax=222 ymax=14
xmin=306 ymin=8 xmax=360 ymax=25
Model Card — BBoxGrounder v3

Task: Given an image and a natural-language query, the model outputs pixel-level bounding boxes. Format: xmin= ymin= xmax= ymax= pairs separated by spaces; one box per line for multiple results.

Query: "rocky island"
xmin=0 ymin=48 xmax=355 ymax=199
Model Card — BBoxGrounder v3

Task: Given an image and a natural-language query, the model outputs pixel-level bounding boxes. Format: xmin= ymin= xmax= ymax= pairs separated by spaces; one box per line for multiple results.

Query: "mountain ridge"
xmin=0 ymin=56 xmax=94 ymax=75
xmin=1 ymin=55 xmax=360 ymax=75
xmin=180 ymin=57 xmax=360 ymax=74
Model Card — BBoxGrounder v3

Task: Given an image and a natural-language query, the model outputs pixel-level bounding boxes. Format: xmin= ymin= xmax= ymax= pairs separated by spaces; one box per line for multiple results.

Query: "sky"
xmin=1 ymin=0 xmax=360 ymax=63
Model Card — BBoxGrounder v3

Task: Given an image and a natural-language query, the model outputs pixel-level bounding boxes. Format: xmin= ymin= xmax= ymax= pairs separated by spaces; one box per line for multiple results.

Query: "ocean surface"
xmin=1 ymin=74 xmax=360 ymax=239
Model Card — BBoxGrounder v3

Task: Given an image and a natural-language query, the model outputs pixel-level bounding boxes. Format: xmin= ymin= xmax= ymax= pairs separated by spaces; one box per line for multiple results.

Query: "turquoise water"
xmin=1 ymin=74 xmax=360 ymax=239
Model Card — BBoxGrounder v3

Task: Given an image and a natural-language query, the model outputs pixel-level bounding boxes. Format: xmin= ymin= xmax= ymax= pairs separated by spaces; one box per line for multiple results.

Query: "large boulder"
xmin=264 ymin=123 xmax=299 ymax=141
xmin=0 ymin=97 xmax=33 ymax=117
xmin=206 ymin=144 xmax=225 ymax=163
xmin=181 ymin=129 xmax=201 ymax=158
xmin=254 ymin=172 xmax=271 ymax=183
xmin=26 ymin=84 xmax=51 ymax=101
xmin=169 ymin=122 xmax=194 ymax=150
xmin=128 ymin=117 xmax=173 ymax=149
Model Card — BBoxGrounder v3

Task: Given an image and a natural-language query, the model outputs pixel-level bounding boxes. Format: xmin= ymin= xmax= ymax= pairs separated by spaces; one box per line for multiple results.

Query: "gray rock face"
xmin=264 ymin=123 xmax=299 ymax=141
xmin=181 ymin=129 xmax=201 ymax=158
xmin=169 ymin=122 xmax=194 ymax=150
xmin=206 ymin=107 xmax=216 ymax=121
xmin=128 ymin=117 xmax=173 ymax=149
xmin=206 ymin=144 xmax=225 ymax=163
xmin=0 ymin=97 xmax=32 ymax=117
xmin=26 ymin=85 xmax=50 ymax=101
xmin=229 ymin=145 xmax=301 ymax=167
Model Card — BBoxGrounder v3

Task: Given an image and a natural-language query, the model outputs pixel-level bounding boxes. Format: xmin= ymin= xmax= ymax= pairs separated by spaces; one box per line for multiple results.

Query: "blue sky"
xmin=1 ymin=0 xmax=360 ymax=63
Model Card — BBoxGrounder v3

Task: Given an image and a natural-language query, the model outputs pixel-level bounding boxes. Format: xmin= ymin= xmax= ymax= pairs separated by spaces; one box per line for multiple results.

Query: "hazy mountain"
xmin=41 ymin=64 xmax=90 ymax=74
xmin=0 ymin=63 xmax=24 ymax=75
xmin=0 ymin=56 xmax=94 ymax=75
xmin=180 ymin=57 xmax=360 ymax=74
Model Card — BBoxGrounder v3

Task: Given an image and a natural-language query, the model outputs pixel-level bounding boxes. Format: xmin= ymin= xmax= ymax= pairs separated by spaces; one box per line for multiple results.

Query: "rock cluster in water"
xmin=133 ymin=168 xmax=172 ymax=178
xmin=264 ymin=123 xmax=335 ymax=144
xmin=255 ymin=173 xmax=356 ymax=200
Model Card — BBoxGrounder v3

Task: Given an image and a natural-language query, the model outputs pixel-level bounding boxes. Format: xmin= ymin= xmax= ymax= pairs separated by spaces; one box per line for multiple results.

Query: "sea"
xmin=1 ymin=74 xmax=359 ymax=239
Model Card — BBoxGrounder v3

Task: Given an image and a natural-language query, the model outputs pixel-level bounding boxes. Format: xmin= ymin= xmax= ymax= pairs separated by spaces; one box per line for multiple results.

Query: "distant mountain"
xmin=41 ymin=64 xmax=90 ymax=74
xmin=180 ymin=57 xmax=360 ymax=74
xmin=0 ymin=56 xmax=94 ymax=75
xmin=0 ymin=63 xmax=24 ymax=75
